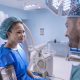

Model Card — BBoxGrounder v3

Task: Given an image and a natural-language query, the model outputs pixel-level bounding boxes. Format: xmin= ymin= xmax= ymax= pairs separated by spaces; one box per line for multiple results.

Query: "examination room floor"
xmin=52 ymin=56 xmax=80 ymax=80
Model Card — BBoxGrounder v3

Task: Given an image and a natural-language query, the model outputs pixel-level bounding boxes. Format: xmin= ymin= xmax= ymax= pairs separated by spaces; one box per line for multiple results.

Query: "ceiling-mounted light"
xmin=63 ymin=0 xmax=71 ymax=11
xmin=46 ymin=0 xmax=71 ymax=16
xmin=24 ymin=4 xmax=41 ymax=10
xmin=24 ymin=4 xmax=36 ymax=10
xmin=52 ymin=0 xmax=64 ymax=9
xmin=23 ymin=0 xmax=42 ymax=10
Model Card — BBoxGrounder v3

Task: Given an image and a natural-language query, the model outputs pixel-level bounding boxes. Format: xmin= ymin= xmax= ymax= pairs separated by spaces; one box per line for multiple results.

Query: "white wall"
xmin=25 ymin=9 xmax=68 ymax=45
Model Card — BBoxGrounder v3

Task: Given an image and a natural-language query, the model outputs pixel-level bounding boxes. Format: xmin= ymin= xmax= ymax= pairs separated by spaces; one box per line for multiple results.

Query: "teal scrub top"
xmin=0 ymin=44 xmax=48 ymax=80
xmin=70 ymin=48 xmax=80 ymax=80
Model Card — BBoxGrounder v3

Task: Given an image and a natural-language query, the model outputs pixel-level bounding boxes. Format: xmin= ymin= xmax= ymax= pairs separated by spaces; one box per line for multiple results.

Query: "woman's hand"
xmin=27 ymin=69 xmax=41 ymax=79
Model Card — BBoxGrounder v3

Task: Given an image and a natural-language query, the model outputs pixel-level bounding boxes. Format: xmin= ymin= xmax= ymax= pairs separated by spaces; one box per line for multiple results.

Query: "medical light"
xmin=52 ymin=0 xmax=71 ymax=11
xmin=46 ymin=0 xmax=80 ymax=16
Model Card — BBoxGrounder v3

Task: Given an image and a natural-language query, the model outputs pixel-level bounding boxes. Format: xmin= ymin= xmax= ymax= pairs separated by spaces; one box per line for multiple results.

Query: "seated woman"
xmin=0 ymin=17 xmax=48 ymax=80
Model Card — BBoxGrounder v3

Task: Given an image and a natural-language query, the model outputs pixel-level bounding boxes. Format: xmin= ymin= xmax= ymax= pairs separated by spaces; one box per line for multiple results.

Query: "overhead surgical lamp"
xmin=46 ymin=0 xmax=80 ymax=16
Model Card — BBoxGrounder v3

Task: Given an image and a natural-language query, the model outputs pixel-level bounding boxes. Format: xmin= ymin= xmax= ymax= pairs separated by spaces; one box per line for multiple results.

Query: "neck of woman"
xmin=5 ymin=41 xmax=17 ymax=49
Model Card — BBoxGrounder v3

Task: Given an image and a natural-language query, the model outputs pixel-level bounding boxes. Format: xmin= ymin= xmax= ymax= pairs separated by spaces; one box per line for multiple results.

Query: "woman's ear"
xmin=6 ymin=32 xmax=11 ymax=38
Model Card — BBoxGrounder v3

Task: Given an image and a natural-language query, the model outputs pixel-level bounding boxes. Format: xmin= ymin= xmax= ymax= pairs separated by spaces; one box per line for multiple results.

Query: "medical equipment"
xmin=29 ymin=43 xmax=54 ymax=78
xmin=46 ymin=0 xmax=71 ymax=16
xmin=23 ymin=23 xmax=54 ymax=79
xmin=0 ymin=65 xmax=17 ymax=80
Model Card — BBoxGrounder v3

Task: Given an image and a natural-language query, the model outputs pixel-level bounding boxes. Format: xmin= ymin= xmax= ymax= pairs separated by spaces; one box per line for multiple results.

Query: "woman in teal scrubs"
xmin=0 ymin=17 xmax=48 ymax=80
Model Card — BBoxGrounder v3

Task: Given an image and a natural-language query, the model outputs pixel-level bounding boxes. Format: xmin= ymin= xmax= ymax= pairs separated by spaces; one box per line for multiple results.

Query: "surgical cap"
xmin=68 ymin=4 xmax=80 ymax=17
xmin=0 ymin=17 xmax=22 ymax=40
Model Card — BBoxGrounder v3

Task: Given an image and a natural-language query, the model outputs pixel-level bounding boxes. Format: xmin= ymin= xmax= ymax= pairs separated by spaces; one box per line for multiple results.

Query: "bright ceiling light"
xmin=24 ymin=4 xmax=41 ymax=10
xmin=52 ymin=0 xmax=71 ymax=11
xmin=24 ymin=4 xmax=36 ymax=10
xmin=63 ymin=0 xmax=71 ymax=11
xmin=46 ymin=0 xmax=74 ymax=16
